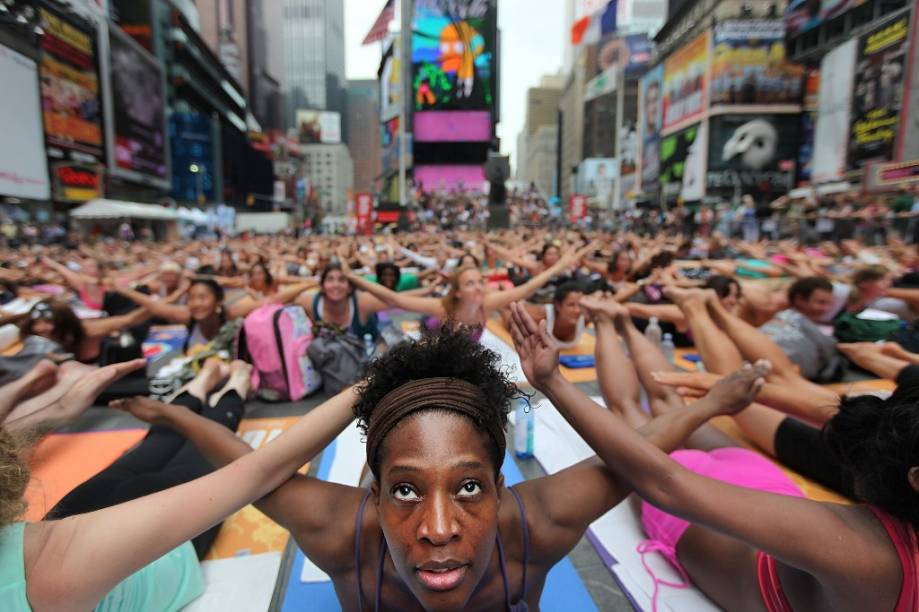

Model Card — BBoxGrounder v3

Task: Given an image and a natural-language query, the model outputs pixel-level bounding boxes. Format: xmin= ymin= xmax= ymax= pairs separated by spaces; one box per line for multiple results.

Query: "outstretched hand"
xmin=110 ymin=395 xmax=178 ymax=426
xmin=64 ymin=359 xmax=147 ymax=416
xmin=508 ymin=302 xmax=560 ymax=390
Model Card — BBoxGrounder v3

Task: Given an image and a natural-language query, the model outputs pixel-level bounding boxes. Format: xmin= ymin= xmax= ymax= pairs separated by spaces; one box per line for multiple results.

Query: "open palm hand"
xmin=508 ymin=302 xmax=560 ymax=390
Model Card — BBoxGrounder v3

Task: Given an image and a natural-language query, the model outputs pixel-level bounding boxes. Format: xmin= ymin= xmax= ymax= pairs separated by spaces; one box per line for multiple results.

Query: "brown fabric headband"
xmin=365 ymin=377 xmax=505 ymax=472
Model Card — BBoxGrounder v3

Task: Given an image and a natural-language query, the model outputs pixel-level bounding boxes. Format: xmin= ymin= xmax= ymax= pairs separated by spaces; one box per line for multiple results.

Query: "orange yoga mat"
xmin=24 ymin=429 xmax=147 ymax=521
xmin=23 ymin=416 xmax=306 ymax=560
xmin=485 ymin=319 xmax=598 ymax=384
xmin=204 ymin=416 xmax=303 ymax=560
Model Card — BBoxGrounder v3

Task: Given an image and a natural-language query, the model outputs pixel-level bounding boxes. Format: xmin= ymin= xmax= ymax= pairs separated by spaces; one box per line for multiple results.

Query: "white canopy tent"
xmin=69 ymin=199 xmax=180 ymax=221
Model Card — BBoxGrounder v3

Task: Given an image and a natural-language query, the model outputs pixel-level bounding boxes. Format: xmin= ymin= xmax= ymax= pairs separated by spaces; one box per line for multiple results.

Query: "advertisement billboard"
xmin=660 ymin=122 xmax=707 ymax=202
xmin=414 ymin=111 xmax=492 ymax=142
xmin=38 ymin=7 xmax=104 ymax=201
xmin=797 ymin=69 xmax=820 ymax=184
xmin=0 ymin=44 xmax=50 ymax=200
xmin=379 ymin=39 xmax=402 ymax=122
xmin=848 ymin=16 xmax=908 ymax=171
xmin=415 ymin=165 xmax=486 ymax=193
xmin=578 ymin=158 xmax=617 ymax=208
xmin=296 ymin=110 xmax=342 ymax=144
xmin=785 ymin=0 xmax=871 ymax=38
xmin=662 ymin=31 xmax=709 ymax=131
xmin=812 ymin=38 xmax=856 ymax=183
xmin=596 ymin=32 xmax=652 ymax=77
xmin=711 ymin=20 xmax=804 ymax=106
xmin=411 ymin=0 xmax=497 ymax=111
xmin=707 ymin=114 xmax=799 ymax=197
xmin=639 ymin=64 xmax=664 ymax=192
xmin=107 ymin=24 xmax=169 ymax=187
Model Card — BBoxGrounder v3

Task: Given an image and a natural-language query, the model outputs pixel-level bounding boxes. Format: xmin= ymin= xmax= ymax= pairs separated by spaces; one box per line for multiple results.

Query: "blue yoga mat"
xmin=281 ymin=446 xmax=598 ymax=611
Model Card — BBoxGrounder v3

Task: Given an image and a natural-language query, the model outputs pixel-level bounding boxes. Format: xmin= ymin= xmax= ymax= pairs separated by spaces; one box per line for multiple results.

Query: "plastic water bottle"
xmin=662 ymin=333 xmax=676 ymax=364
xmin=363 ymin=333 xmax=375 ymax=359
xmin=645 ymin=316 xmax=662 ymax=347
xmin=514 ymin=399 xmax=534 ymax=459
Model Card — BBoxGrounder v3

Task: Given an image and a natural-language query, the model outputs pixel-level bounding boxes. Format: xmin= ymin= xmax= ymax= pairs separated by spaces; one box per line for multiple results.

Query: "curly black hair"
xmin=824 ymin=387 xmax=919 ymax=528
xmin=354 ymin=326 xmax=520 ymax=478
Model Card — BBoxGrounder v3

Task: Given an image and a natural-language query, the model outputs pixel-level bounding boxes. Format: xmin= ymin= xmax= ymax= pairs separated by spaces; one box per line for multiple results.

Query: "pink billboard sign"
xmin=414 ymin=111 xmax=492 ymax=142
xmin=415 ymin=165 xmax=486 ymax=192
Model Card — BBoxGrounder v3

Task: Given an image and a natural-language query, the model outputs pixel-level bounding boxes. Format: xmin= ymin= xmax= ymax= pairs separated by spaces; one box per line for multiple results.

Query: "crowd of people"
xmin=0 ymin=187 xmax=917 ymax=611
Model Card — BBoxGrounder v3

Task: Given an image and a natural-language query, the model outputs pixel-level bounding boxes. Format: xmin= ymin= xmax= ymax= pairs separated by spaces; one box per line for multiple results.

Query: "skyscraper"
xmin=282 ymin=0 xmax=346 ymax=128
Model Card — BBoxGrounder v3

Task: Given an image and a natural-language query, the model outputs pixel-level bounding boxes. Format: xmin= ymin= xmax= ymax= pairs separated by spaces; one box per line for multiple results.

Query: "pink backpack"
xmin=236 ymin=304 xmax=322 ymax=401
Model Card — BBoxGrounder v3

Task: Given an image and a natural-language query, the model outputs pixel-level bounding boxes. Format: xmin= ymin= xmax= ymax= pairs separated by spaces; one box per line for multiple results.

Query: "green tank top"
xmin=0 ymin=522 xmax=204 ymax=611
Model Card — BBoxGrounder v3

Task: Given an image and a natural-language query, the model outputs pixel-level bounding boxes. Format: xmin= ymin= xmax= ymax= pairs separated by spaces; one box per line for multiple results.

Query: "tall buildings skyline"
xmin=282 ymin=0 xmax=347 ymax=127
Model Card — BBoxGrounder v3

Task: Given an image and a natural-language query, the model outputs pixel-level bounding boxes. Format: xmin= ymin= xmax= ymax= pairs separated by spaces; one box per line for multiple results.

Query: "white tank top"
xmin=544 ymin=304 xmax=585 ymax=350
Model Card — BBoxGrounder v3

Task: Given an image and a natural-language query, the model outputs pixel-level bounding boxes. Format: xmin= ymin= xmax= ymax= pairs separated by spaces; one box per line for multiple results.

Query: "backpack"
xmin=237 ymin=304 xmax=321 ymax=402
xmin=834 ymin=311 xmax=903 ymax=343
xmin=307 ymin=322 xmax=369 ymax=395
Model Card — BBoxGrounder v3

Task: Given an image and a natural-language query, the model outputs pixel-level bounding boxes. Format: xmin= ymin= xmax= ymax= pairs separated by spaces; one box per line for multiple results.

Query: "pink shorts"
xmin=640 ymin=448 xmax=804 ymax=572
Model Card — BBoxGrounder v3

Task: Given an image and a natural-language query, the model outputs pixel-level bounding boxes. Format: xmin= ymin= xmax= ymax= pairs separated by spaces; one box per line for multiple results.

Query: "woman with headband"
xmin=119 ymin=326 xmax=763 ymax=610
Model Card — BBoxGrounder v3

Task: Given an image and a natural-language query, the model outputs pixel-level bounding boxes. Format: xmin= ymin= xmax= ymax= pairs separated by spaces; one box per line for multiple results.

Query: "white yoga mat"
xmin=299 ymin=424 xmax=366 ymax=584
xmin=186 ymin=552 xmax=283 ymax=612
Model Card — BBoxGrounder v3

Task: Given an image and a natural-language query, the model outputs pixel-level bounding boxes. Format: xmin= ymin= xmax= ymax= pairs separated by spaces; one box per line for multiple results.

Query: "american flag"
xmin=362 ymin=0 xmax=395 ymax=46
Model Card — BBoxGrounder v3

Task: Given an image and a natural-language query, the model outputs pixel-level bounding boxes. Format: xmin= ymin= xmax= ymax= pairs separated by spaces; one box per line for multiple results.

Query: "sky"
xmin=344 ymin=0 xmax=566 ymax=173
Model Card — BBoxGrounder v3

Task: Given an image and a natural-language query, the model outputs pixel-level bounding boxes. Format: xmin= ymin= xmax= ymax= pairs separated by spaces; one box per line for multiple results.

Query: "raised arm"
xmin=113 ymin=285 xmax=191 ymax=324
xmin=486 ymin=242 xmax=540 ymax=274
xmin=40 ymin=256 xmax=90 ymax=291
xmin=341 ymin=266 xmax=444 ymax=318
xmin=508 ymin=303 xmax=881 ymax=591
xmin=485 ymin=251 xmax=581 ymax=311
xmin=25 ymin=385 xmax=359 ymax=611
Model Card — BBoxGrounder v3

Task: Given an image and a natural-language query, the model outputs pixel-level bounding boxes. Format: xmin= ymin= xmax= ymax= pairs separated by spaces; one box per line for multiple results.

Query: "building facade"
xmin=346 ymin=79 xmax=382 ymax=194
xmin=300 ymin=143 xmax=353 ymax=215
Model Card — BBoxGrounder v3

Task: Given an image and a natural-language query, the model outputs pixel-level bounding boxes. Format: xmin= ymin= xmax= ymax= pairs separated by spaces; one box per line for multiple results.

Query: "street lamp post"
xmin=189 ymin=163 xmax=204 ymax=205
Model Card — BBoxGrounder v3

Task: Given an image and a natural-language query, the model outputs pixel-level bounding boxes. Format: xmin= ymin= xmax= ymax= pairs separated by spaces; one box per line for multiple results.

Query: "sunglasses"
xmin=30 ymin=303 xmax=53 ymax=320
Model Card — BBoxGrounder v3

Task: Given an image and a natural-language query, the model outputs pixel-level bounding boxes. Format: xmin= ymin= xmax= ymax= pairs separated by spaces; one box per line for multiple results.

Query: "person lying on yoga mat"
xmin=336 ymin=244 xmax=589 ymax=339
xmin=509 ymin=301 xmax=918 ymax=612
xmin=119 ymin=327 xmax=755 ymax=611
xmin=0 ymin=361 xmax=363 ymax=611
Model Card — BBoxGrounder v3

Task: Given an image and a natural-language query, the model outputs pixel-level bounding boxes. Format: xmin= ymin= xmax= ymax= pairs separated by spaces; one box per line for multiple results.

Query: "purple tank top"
xmin=354 ymin=487 xmax=530 ymax=611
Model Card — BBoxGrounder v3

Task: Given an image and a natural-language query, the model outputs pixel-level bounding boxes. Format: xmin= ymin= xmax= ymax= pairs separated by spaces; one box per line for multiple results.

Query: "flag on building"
xmin=362 ymin=0 xmax=395 ymax=46
xmin=572 ymin=1 xmax=617 ymax=45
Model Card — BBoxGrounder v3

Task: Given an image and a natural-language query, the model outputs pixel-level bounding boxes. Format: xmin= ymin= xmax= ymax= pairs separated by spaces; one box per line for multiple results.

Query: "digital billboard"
xmin=107 ymin=24 xmax=169 ymax=187
xmin=662 ymin=31 xmax=709 ymax=131
xmin=415 ymin=164 xmax=485 ymax=193
xmin=848 ymin=16 xmax=908 ymax=171
xmin=707 ymin=114 xmax=800 ymax=197
xmin=414 ymin=111 xmax=492 ymax=142
xmin=0 ymin=44 xmax=50 ymax=200
xmin=711 ymin=20 xmax=804 ymax=106
xmin=38 ymin=6 xmax=104 ymax=201
xmin=296 ymin=110 xmax=342 ymax=144
xmin=411 ymin=0 xmax=497 ymax=111
xmin=379 ymin=39 xmax=402 ymax=122
xmin=660 ymin=122 xmax=707 ymax=202
xmin=638 ymin=65 xmax=664 ymax=192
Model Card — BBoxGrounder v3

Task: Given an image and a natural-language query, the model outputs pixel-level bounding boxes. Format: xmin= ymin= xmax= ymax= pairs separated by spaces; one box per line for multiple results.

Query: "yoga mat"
xmin=484 ymin=319 xmax=598 ymax=384
xmin=205 ymin=416 xmax=305 ymax=560
xmin=185 ymin=552 xmax=282 ymax=612
xmin=24 ymin=429 xmax=147 ymax=520
xmin=281 ymin=428 xmax=599 ymax=611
